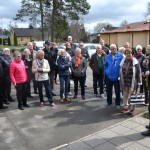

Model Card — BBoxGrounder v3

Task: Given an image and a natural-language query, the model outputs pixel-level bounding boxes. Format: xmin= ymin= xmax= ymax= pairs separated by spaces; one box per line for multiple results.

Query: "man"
xmin=89 ymin=45 xmax=105 ymax=98
xmin=67 ymin=36 xmax=77 ymax=51
xmin=43 ymin=40 xmax=58 ymax=96
xmin=124 ymin=42 xmax=130 ymax=49
xmin=79 ymin=42 xmax=90 ymax=87
xmin=0 ymin=56 xmax=8 ymax=110
xmin=104 ymin=44 xmax=123 ymax=109
xmin=32 ymin=41 xmax=39 ymax=51
xmin=99 ymin=39 xmax=110 ymax=55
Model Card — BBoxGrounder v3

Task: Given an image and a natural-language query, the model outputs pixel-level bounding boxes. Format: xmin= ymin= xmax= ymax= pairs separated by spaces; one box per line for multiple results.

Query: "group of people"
xmin=0 ymin=37 xmax=150 ymax=136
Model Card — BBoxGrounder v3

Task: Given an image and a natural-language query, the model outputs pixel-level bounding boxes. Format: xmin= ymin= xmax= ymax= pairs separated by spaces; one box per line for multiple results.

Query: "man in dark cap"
xmin=43 ymin=40 xmax=58 ymax=96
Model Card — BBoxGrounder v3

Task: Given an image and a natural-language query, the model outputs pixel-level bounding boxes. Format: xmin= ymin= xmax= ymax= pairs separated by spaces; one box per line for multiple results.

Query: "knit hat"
xmin=136 ymin=45 xmax=142 ymax=51
xmin=3 ymin=48 xmax=10 ymax=52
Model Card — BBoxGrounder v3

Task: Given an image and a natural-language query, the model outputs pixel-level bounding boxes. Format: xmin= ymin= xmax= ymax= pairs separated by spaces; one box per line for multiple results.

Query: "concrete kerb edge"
xmin=50 ymin=111 xmax=148 ymax=150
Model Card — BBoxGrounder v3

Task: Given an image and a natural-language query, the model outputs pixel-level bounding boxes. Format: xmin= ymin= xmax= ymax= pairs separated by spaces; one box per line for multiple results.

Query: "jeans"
xmin=3 ymin=82 xmax=12 ymax=102
xmin=74 ymin=76 xmax=85 ymax=96
xmin=93 ymin=72 xmax=104 ymax=95
xmin=106 ymin=77 xmax=120 ymax=106
xmin=15 ymin=82 xmax=27 ymax=107
xmin=37 ymin=80 xmax=53 ymax=103
xmin=49 ymin=70 xmax=55 ymax=91
xmin=59 ymin=75 xmax=70 ymax=99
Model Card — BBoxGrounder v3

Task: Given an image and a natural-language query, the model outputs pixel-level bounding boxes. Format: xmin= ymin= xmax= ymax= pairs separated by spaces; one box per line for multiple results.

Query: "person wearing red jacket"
xmin=10 ymin=51 xmax=30 ymax=110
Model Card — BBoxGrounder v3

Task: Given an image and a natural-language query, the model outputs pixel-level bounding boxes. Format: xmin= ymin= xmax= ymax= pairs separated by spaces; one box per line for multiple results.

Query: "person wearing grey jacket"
xmin=71 ymin=48 xmax=87 ymax=100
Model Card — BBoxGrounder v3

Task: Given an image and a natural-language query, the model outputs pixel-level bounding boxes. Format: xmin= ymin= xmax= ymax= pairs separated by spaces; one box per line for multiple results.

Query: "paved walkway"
xmin=52 ymin=113 xmax=150 ymax=150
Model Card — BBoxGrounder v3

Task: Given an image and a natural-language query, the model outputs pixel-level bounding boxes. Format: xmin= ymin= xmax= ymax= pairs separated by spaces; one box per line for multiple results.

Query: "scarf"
xmin=75 ymin=56 xmax=81 ymax=67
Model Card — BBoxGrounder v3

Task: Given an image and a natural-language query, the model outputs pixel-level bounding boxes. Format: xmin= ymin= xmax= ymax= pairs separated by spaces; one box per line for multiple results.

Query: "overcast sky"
xmin=0 ymin=0 xmax=149 ymax=32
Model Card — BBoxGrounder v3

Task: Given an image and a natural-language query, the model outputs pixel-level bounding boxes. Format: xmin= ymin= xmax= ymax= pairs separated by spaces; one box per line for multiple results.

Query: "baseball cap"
xmin=45 ymin=40 xmax=51 ymax=45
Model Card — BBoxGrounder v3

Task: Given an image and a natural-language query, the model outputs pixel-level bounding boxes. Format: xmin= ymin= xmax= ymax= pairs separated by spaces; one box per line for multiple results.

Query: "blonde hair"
xmin=23 ymin=48 xmax=31 ymax=55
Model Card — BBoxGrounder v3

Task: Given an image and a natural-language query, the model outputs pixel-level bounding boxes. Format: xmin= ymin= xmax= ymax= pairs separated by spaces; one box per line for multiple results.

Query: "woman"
xmin=57 ymin=49 xmax=71 ymax=103
xmin=120 ymin=48 xmax=142 ymax=115
xmin=22 ymin=48 xmax=33 ymax=98
xmin=10 ymin=51 xmax=29 ymax=110
xmin=32 ymin=50 xmax=56 ymax=107
xmin=71 ymin=48 xmax=87 ymax=100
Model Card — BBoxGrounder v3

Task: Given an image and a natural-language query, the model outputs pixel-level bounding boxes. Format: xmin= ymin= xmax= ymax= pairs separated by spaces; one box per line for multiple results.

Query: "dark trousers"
xmin=26 ymin=80 xmax=31 ymax=96
xmin=33 ymin=79 xmax=38 ymax=92
xmin=143 ymin=77 xmax=149 ymax=104
xmin=49 ymin=70 xmax=55 ymax=91
xmin=15 ymin=82 xmax=27 ymax=107
xmin=59 ymin=75 xmax=70 ymax=99
xmin=93 ymin=72 xmax=104 ymax=95
xmin=3 ymin=82 xmax=13 ymax=102
xmin=74 ymin=76 xmax=85 ymax=96
xmin=0 ymin=80 xmax=4 ymax=107
xmin=37 ymin=80 xmax=53 ymax=103
xmin=106 ymin=77 xmax=120 ymax=106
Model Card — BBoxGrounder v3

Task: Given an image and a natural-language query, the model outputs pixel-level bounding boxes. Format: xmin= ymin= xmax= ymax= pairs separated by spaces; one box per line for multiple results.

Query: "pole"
xmin=149 ymin=22 xmax=150 ymax=45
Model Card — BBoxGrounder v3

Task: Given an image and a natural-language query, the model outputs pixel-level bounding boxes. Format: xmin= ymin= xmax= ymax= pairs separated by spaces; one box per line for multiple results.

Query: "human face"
xmin=100 ymin=40 xmax=104 ymax=46
xmin=4 ymin=51 xmax=10 ymax=56
xmin=28 ymin=44 xmax=33 ymax=50
xmin=45 ymin=44 xmax=51 ymax=49
xmin=38 ymin=52 xmax=44 ymax=60
xmin=110 ymin=47 xmax=117 ymax=55
xmin=15 ymin=53 xmax=21 ymax=62
xmin=79 ymin=43 xmax=84 ymax=48
xmin=136 ymin=49 xmax=142 ymax=55
xmin=61 ymin=51 xmax=66 ymax=57
xmin=146 ymin=46 xmax=150 ymax=55
xmin=126 ymin=52 xmax=133 ymax=60
xmin=96 ymin=46 xmax=102 ymax=54
xmin=75 ymin=51 xmax=81 ymax=57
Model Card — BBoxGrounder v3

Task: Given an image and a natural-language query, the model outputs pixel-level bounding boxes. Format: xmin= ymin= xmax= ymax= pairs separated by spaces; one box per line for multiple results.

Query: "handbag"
xmin=129 ymin=93 xmax=145 ymax=105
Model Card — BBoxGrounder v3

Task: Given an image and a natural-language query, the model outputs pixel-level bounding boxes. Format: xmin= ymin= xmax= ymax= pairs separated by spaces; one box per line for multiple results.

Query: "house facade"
xmin=100 ymin=22 xmax=149 ymax=48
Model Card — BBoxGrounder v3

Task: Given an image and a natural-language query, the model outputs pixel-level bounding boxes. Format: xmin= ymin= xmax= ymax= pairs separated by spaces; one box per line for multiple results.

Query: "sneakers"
xmin=40 ymin=102 xmax=44 ymax=107
xmin=100 ymin=94 xmax=105 ymax=99
xmin=64 ymin=97 xmax=71 ymax=102
xmin=68 ymin=92 xmax=72 ymax=96
xmin=128 ymin=109 xmax=134 ymax=116
xmin=50 ymin=103 xmax=56 ymax=107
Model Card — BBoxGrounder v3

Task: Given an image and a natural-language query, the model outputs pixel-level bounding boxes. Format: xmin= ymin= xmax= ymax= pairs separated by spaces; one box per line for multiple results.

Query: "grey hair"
xmin=13 ymin=51 xmax=21 ymax=58
xmin=27 ymin=42 xmax=33 ymax=47
xmin=23 ymin=48 xmax=31 ymax=55
xmin=96 ymin=44 xmax=102 ymax=49
xmin=110 ymin=44 xmax=117 ymax=49
xmin=36 ymin=50 xmax=44 ymax=57
xmin=119 ymin=47 xmax=125 ymax=52
xmin=75 ymin=47 xmax=81 ymax=53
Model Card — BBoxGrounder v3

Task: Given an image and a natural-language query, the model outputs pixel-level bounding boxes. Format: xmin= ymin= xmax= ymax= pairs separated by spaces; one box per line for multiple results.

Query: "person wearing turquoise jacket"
xmin=104 ymin=44 xmax=123 ymax=109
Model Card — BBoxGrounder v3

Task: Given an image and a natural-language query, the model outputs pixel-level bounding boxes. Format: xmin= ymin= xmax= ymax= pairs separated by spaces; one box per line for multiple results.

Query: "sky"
xmin=0 ymin=0 xmax=149 ymax=33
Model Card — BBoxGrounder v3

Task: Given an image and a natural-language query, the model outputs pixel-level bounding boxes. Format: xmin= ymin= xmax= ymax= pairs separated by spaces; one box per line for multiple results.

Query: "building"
xmin=100 ymin=21 xmax=150 ymax=48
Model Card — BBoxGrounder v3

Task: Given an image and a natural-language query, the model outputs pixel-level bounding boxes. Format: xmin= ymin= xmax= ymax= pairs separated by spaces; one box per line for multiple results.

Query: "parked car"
xmin=84 ymin=43 xmax=97 ymax=58
xmin=34 ymin=41 xmax=45 ymax=49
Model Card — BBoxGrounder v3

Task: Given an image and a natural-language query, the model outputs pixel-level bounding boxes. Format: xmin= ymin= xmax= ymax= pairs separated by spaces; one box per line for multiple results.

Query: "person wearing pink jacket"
xmin=10 ymin=51 xmax=30 ymax=110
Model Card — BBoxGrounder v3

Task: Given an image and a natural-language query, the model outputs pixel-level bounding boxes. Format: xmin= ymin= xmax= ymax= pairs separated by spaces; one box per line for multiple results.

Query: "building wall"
xmin=100 ymin=34 xmax=109 ymax=44
xmin=117 ymin=33 xmax=131 ymax=47
xmin=17 ymin=37 xmax=37 ymax=46
xmin=110 ymin=33 xmax=117 ymax=45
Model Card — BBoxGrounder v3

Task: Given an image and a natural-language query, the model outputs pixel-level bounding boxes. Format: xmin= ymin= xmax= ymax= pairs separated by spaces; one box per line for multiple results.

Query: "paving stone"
xmin=82 ymin=135 xmax=106 ymax=147
xmin=137 ymin=137 xmax=150 ymax=148
xmin=109 ymin=135 xmax=133 ymax=148
xmin=58 ymin=147 xmax=69 ymax=150
xmin=96 ymin=130 xmax=119 ymax=140
xmin=67 ymin=141 xmax=92 ymax=150
xmin=131 ymin=116 xmax=149 ymax=125
xmin=124 ymin=129 xmax=144 ymax=141
xmin=124 ymin=142 xmax=150 ymax=150
xmin=121 ymin=120 xmax=140 ymax=129
xmin=110 ymin=125 xmax=131 ymax=135
xmin=95 ymin=141 xmax=121 ymax=150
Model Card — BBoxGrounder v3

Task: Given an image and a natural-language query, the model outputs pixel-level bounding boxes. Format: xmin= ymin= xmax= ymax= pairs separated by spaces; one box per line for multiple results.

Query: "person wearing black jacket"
xmin=43 ymin=40 xmax=58 ymax=96
xmin=0 ymin=56 xmax=8 ymax=109
xmin=2 ymin=48 xmax=15 ymax=104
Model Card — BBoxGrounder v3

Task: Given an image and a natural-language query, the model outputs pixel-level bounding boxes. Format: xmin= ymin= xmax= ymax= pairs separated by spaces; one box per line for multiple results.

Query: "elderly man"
xmin=89 ymin=45 xmax=105 ymax=97
xmin=99 ymin=39 xmax=110 ymax=55
xmin=67 ymin=36 xmax=77 ymax=51
xmin=104 ymin=44 xmax=123 ymax=109
xmin=124 ymin=42 xmax=130 ymax=49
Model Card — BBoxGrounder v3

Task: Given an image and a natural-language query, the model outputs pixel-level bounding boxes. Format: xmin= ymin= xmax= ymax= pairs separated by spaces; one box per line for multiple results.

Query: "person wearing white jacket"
xmin=32 ymin=50 xmax=56 ymax=107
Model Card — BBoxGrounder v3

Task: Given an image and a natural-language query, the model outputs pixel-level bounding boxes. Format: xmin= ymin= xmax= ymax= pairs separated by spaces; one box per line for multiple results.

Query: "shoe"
xmin=34 ymin=91 xmax=39 ymax=94
xmin=60 ymin=99 xmax=65 ymax=103
xmin=64 ymin=97 xmax=71 ymax=102
xmin=73 ymin=95 xmax=77 ymax=99
xmin=82 ymin=96 xmax=86 ymax=100
xmin=120 ymin=108 xmax=128 ymax=113
xmin=18 ymin=106 xmax=24 ymax=110
xmin=94 ymin=94 xmax=98 ymax=97
xmin=0 ymin=106 xmax=8 ymax=109
xmin=52 ymin=92 xmax=57 ymax=96
xmin=50 ymin=103 xmax=56 ymax=107
xmin=145 ymin=125 xmax=150 ymax=129
xmin=40 ymin=102 xmax=44 ymax=107
xmin=128 ymin=109 xmax=134 ymax=115
xmin=8 ymin=98 xmax=15 ymax=102
xmin=141 ymin=130 xmax=150 ymax=136
xmin=28 ymin=95 xmax=33 ymax=98
xmin=68 ymin=92 xmax=72 ymax=96
xmin=105 ymin=103 xmax=112 ymax=107
xmin=3 ymin=101 xmax=10 ymax=105
xmin=23 ymin=104 xmax=30 ymax=107
xmin=116 ymin=105 xmax=120 ymax=110
xmin=84 ymin=85 xmax=87 ymax=87
xmin=100 ymin=94 xmax=105 ymax=99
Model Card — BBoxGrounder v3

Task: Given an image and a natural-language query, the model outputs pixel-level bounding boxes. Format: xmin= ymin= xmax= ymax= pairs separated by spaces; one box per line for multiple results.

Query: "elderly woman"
xmin=10 ymin=51 xmax=29 ymax=110
xmin=71 ymin=48 xmax=87 ymax=100
xmin=57 ymin=49 xmax=71 ymax=103
xmin=32 ymin=50 xmax=56 ymax=107
xmin=22 ymin=48 xmax=33 ymax=98
xmin=120 ymin=48 xmax=142 ymax=115
xmin=119 ymin=47 xmax=126 ymax=58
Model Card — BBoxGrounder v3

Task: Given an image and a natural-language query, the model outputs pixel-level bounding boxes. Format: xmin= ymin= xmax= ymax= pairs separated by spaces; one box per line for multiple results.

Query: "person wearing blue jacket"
xmin=104 ymin=44 xmax=123 ymax=108
xmin=57 ymin=49 xmax=71 ymax=103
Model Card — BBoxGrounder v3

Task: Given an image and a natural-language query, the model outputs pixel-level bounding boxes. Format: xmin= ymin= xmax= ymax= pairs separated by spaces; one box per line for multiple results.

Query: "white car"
xmin=84 ymin=43 xmax=97 ymax=58
xmin=34 ymin=41 xmax=45 ymax=49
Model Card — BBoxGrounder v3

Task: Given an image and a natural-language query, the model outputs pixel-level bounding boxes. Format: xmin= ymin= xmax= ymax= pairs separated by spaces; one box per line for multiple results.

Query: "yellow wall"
xmin=110 ymin=33 xmax=117 ymax=45
xmin=17 ymin=37 xmax=37 ymax=45
xmin=100 ymin=34 xmax=109 ymax=44
xmin=117 ymin=33 xmax=131 ymax=47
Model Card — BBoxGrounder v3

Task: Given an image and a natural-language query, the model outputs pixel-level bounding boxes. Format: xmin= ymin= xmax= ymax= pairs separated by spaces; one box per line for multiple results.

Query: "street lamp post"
xmin=146 ymin=15 xmax=150 ymax=44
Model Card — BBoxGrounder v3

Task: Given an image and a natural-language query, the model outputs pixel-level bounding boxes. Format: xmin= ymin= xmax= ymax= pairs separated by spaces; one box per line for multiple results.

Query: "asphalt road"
xmin=0 ymin=67 xmax=147 ymax=150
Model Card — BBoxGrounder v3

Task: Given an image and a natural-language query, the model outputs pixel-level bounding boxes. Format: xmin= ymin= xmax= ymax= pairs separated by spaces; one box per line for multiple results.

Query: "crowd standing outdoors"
xmin=0 ymin=36 xmax=150 ymax=136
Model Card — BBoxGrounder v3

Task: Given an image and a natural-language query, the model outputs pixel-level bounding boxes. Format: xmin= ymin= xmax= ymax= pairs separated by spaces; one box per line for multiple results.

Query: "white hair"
xmin=96 ymin=44 xmax=102 ymax=49
xmin=119 ymin=47 xmax=125 ymax=51
xmin=3 ymin=48 xmax=10 ymax=52
xmin=75 ymin=47 xmax=81 ymax=53
xmin=136 ymin=45 xmax=142 ymax=51
xmin=37 ymin=50 xmax=44 ymax=57
xmin=110 ymin=44 xmax=117 ymax=49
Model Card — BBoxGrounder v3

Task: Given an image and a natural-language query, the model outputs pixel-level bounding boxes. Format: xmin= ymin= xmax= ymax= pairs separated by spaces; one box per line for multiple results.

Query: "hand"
xmin=145 ymin=71 xmax=150 ymax=76
xmin=37 ymin=68 xmax=43 ymax=73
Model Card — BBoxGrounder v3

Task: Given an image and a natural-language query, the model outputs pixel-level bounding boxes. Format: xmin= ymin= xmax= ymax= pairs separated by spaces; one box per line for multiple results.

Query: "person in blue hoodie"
xmin=104 ymin=44 xmax=123 ymax=109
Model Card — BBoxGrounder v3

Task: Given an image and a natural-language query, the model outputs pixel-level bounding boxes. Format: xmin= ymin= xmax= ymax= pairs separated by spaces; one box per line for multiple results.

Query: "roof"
xmin=12 ymin=28 xmax=40 ymax=37
xmin=0 ymin=35 xmax=8 ymax=39
xmin=102 ymin=26 xmax=117 ymax=31
xmin=102 ymin=21 xmax=149 ymax=33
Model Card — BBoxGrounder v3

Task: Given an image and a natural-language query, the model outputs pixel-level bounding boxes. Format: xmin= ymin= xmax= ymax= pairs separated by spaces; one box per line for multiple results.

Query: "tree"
xmin=120 ymin=20 xmax=128 ymax=27
xmin=8 ymin=37 xmax=11 ymax=46
xmin=14 ymin=33 xmax=18 ymax=46
xmin=145 ymin=2 xmax=150 ymax=16
xmin=14 ymin=0 xmax=90 ymax=41
xmin=94 ymin=22 xmax=112 ymax=33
